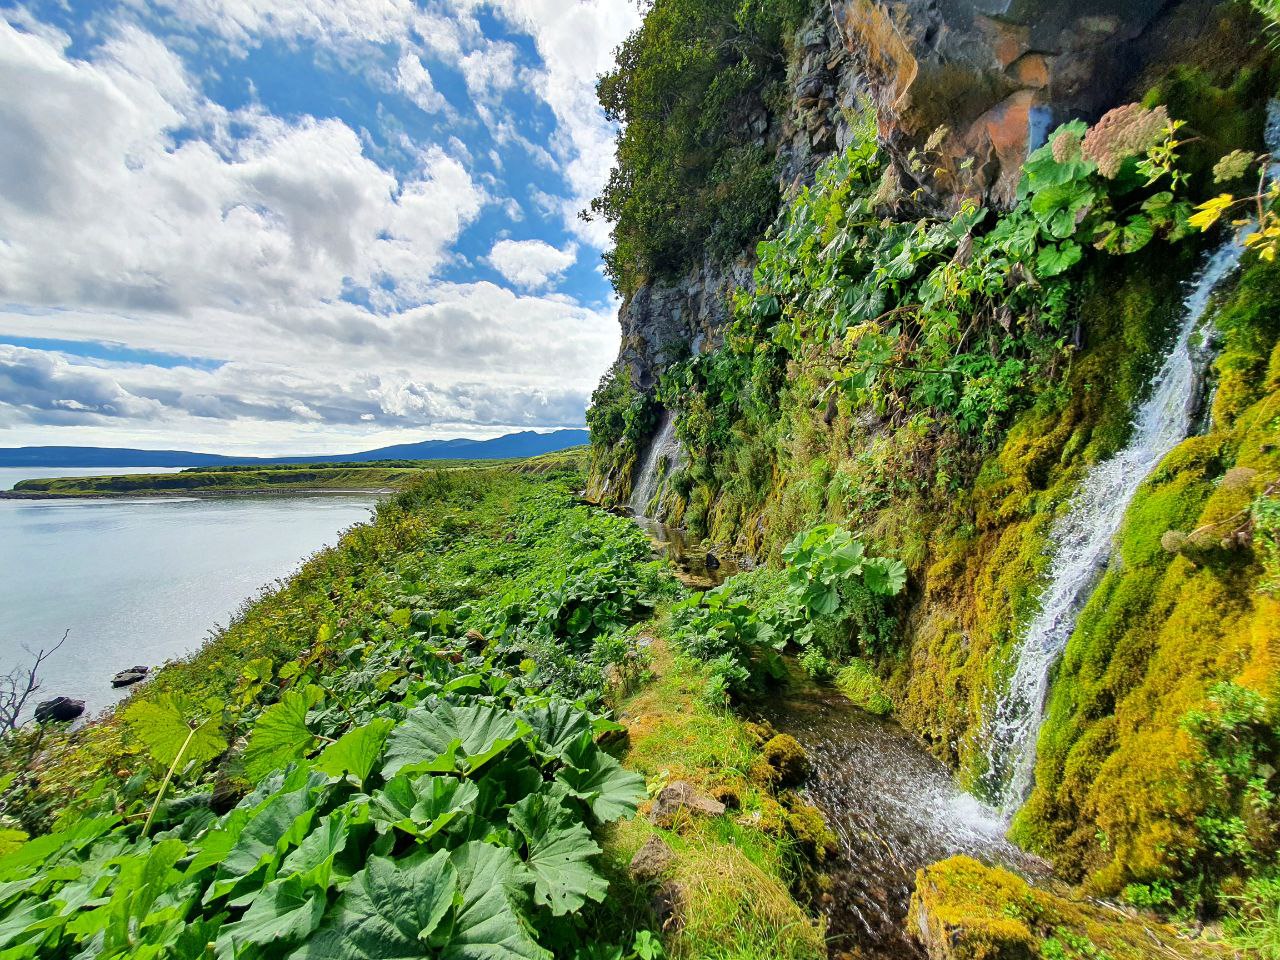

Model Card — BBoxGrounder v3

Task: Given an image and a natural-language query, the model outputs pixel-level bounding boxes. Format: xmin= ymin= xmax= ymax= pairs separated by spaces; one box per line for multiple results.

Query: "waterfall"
xmin=629 ymin=410 xmax=682 ymax=518
xmin=982 ymin=104 xmax=1280 ymax=813
xmin=982 ymin=238 xmax=1242 ymax=811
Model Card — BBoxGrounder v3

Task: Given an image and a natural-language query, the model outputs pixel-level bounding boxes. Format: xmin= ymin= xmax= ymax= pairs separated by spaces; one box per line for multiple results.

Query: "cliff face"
xmin=609 ymin=0 xmax=1216 ymax=405
xmin=614 ymin=5 xmax=862 ymax=394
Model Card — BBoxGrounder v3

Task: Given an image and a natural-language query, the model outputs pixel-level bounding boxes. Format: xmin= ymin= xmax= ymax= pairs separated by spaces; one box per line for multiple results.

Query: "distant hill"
xmin=0 ymin=429 xmax=590 ymax=468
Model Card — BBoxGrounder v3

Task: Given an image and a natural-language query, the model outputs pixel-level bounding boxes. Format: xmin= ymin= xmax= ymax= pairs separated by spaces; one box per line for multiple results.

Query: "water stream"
xmin=982 ymin=103 xmax=1280 ymax=812
xmin=629 ymin=411 xmax=682 ymax=518
xmin=761 ymin=678 xmax=1046 ymax=958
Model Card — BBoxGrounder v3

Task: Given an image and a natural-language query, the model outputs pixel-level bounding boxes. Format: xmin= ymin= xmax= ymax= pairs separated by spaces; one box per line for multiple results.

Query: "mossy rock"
xmin=759 ymin=734 xmax=810 ymax=786
xmin=910 ymin=857 xmax=1234 ymax=960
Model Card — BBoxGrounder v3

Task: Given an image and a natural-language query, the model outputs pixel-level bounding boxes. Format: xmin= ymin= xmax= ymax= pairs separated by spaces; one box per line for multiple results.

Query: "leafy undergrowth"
xmin=597 ymin=631 xmax=827 ymax=960
xmin=0 ymin=465 xmax=686 ymax=959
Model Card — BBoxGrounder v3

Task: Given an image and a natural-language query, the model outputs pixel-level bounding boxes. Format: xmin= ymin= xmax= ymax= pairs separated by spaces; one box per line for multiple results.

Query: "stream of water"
xmin=761 ymin=679 xmax=1045 ymax=958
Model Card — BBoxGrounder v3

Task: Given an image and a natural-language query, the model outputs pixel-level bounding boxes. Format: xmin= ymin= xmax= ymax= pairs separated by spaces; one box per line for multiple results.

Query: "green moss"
xmin=1013 ymin=258 xmax=1280 ymax=903
xmin=759 ymin=734 xmax=809 ymax=787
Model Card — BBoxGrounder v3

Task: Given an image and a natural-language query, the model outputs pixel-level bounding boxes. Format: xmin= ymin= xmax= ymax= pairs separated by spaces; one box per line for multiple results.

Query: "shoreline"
xmin=0 ymin=486 xmax=398 ymax=500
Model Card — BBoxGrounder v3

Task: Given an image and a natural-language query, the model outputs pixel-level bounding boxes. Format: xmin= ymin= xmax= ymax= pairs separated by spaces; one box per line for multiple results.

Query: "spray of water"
xmin=983 ymin=103 xmax=1280 ymax=813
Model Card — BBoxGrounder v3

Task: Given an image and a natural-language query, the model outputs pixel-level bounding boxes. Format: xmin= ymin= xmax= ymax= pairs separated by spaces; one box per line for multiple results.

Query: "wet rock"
xmin=703 ymin=551 xmax=720 ymax=571
xmin=629 ymin=835 xmax=676 ymax=882
xmin=34 ymin=697 xmax=85 ymax=723
xmin=648 ymin=780 xmax=726 ymax=826
xmin=111 ymin=666 xmax=149 ymax=688
xmin=761 ymin=733 xmax=810 ymax=786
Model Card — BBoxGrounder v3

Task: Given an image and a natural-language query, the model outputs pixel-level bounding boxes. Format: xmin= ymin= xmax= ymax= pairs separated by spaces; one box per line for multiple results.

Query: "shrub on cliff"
xmin=589 ymin=0 xmax=807 ymax=292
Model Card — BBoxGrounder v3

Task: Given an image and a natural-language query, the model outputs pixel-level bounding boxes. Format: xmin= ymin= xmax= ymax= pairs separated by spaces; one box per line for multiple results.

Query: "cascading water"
xmin=762 ymin=678 xmax=1045 ymax=958
xmin=983 ymin=104 xmax=1280 ymax=813
xmin=628 ymin=410 xmax=682 ymax=518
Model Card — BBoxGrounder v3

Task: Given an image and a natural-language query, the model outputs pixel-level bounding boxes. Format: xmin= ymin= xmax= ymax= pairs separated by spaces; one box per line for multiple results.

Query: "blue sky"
xmin=0 ymin=0 xmax=638 ymax=453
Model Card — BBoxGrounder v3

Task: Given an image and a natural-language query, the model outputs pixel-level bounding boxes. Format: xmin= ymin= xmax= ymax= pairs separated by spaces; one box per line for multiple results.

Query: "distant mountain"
xmin=0 ymin=429 xmax=590 ymax=468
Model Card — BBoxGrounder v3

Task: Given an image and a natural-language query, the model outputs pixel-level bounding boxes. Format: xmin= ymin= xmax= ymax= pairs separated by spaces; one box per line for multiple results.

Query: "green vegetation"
xmin=0 ymin=467 xmax=690 ymax=959
xmin=5 ymin=451 xmax=588 ymax=498
xmin=0 ymin=463 xmax=836 ymax=960
xmin=589 ymin=0 xmax=808 ymax=292
xmin=7 ymin=466 xmax=419 ymax=497
xmin=656 ymin=100 xmax=1197 ymax=552
xmin=587 ymin=6 xmax=1280 ymax=933
xmin=601 ymin=638 xmax=827 ymax=960
xmin=1011 ymin=257 xmax=1280 ymax=909
xmin=667 ymin=524 xmax=904 ymax=703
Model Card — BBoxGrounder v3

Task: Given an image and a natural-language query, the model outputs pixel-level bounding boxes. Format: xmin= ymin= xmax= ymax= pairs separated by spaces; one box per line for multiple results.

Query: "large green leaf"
xmin=507 ymin=794 xmax=605 ymax=916
xmin=217 ymin=874 xmax=326 ymax=955
xmin=521 ymin=702 xmax=591 ymax=762
xmin=440 ymin=842 xmax=549 ymax=960
xmin=280 ymin=808 xmax=352 ymax=885
xmin=206 ymin=777 xmax=327 ymax=902
xmin=368 ymin=774 xmax=479 ymax=840
xmin=861 ymin=557 xmax=908 ymax=596
xmin=553 ymin=734 xmax=644 ymax=823
xmin=382 ymin=704 xmax=530 ymax=778
xmin=242 ymin=686 xmax=325 ymax=781
xmin=292 ymin=850 xmax=456 ymax=959
xmin=316 ymin=717 xmax=395 ymax=787
xmin=126 ymin=695 xmax=227 ymax=770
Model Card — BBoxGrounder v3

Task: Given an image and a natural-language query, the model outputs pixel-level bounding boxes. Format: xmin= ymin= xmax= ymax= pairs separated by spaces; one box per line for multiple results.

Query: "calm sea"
xmin=0 ymin=468 xmax=378 ymax=718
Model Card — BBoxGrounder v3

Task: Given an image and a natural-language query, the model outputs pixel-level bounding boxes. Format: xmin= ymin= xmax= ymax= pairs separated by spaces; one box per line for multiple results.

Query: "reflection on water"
xmin=760 ymin=677 xmax=1046 ymax=958
xmin=0 ymin=494 xmax=377 ymax=717
xmin=632 ymin=516 xmax=738 ymax=589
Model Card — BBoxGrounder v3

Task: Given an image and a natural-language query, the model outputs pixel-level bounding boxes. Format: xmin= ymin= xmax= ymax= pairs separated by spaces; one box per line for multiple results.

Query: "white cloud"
xmin=150 ymin=0 xmax=641 ymax=247
xmin=155 ymin=0 xmax=416 ymax=51
xmin=475 ymin=0 xmax=640 ymax=246
xmin=0 ymin=4 xmax=639 ymax=450
xmin=0 ymin=17 xmax=620 ymax=447
xmin=459 ymin=39 xmax=518 ymax=103
xmin=488 ymin=239 xmax=576 ymax=291
xmin=395 ymin=52 xmax=446 ymax=114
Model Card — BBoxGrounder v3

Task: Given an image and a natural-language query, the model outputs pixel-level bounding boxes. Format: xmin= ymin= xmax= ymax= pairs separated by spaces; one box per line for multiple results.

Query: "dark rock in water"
xmin=111 ymin=666 xmax=149 ymax=688
xmin=704 ymin=552 xmax=720 ymax=570
xmin=34 ymin=697 xmax=85 ymax=723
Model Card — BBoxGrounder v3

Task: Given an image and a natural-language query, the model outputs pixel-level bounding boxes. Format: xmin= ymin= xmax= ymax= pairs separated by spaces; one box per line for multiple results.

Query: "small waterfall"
xmin=629 ymin=410 xmax=682 ymax=518
xmin=983 ymin=103 xmax=1280 ymax=814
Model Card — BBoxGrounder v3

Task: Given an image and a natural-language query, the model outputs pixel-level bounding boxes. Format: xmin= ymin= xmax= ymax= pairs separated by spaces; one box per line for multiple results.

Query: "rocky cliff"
xmin=609 ymin=0 xmax=1227 ymax=415
xmin=590 ymin=0 xmax=1279 ymax=924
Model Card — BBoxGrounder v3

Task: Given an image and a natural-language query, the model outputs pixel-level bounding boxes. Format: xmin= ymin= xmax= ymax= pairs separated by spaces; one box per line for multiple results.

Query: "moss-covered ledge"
xmin=909 ymin=856 xmax=1234 ymax=960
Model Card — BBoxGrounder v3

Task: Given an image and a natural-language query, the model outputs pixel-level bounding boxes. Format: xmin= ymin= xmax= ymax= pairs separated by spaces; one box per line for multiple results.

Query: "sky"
xmin=0 ymin=0 xmax=640 ymax=454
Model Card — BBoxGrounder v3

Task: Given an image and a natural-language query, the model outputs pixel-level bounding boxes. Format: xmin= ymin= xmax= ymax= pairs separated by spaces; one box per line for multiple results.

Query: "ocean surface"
xmin=0 ymin=469 xmax=379 ymax=717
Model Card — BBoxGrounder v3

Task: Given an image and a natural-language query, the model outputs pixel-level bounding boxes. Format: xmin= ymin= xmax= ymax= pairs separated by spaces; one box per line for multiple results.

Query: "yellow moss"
xmin=912 ymin=856 xmax=1234 ymax=959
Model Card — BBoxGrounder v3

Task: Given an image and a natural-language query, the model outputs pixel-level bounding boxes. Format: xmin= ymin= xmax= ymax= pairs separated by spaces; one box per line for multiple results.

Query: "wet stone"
xmin=34 ymin=697 xmax=85 ymax=723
